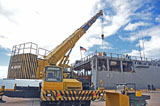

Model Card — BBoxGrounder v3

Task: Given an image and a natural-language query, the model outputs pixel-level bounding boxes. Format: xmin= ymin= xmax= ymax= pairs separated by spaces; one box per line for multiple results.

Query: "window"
xmin=45 ymin=67 xmax=62 ymax=82
xmin=123 ymin=61 xmax=133 ymax=72
xmin=97 ymin=59 xmax=107 ymax=71
xmin=109 ymin=60 xmax=121 ymax=72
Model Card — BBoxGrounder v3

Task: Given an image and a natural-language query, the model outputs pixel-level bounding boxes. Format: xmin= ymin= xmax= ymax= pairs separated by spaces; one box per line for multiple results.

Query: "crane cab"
xmin=41 ymin=66 xmax=82 ymax=91
xmin=41 ymin=66 xmax=63 ymax=90
xmin=45 ymin=66 xmax=63 ymax=82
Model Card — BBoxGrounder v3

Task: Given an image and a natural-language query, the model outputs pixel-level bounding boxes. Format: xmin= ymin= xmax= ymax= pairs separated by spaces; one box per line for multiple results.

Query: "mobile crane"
xmin=1 ymin=10 xmax=104 ymax=106
xmin=39 ymin=10 xmax=104 ymax=106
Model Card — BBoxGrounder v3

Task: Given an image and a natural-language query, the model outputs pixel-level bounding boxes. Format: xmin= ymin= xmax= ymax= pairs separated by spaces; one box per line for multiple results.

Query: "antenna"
xmin=141 ymin=31 xmax=145 ymax=61
xmin=138 ymin=33 xmax=142 ymax=60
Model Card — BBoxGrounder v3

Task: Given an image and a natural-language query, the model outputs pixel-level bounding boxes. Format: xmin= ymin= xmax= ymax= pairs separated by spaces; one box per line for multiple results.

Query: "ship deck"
xmin=1 ymin=91 xmax=160 ymax=106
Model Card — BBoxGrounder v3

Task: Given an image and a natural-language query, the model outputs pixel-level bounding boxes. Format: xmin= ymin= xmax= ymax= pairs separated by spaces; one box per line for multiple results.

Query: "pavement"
xmin=0 ymin=91 xmax=160 ymax=106
xmin=145 ymin=91 xmax=160 ymax=106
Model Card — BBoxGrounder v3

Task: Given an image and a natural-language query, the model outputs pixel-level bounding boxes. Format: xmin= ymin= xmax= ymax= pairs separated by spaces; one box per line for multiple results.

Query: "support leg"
xmin=0 ymin=94 xmax=6 ymax=103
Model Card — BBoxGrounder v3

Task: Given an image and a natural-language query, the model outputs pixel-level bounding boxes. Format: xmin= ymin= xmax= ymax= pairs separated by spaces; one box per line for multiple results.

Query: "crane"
xmin=35 ymin=10 xmax=103 ymax=79
xmin=7 ymin=10 xmax=103 ymax=79
xmin=45 ymin=10 xmax=103 ymax=66
xmin=4 ymin=10 xmax=104 ymax=106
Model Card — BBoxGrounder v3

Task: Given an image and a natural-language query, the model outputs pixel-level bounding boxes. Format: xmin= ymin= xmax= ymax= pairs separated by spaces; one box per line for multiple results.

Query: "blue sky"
xmin=0 ymin=0 xmax=160 ymax=78
xmin=88 ymin=0 xmax=160 ymax=58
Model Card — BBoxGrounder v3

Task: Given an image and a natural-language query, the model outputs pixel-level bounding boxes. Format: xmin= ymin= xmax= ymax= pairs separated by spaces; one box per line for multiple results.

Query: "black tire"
xmin=140 ymin=100 xmax=147 ymax=106
xmin=63 ymin=101 xmax=81 ymax=106
xmin=40 ymin=101 xmax=59 ymax=106
xmin=81 ymin=101 xmax=91 ymax=106
xmin=40 ymin=101 xmax=47 ymax=106
xmin=130 ymin=102 xmax=135 ymax=106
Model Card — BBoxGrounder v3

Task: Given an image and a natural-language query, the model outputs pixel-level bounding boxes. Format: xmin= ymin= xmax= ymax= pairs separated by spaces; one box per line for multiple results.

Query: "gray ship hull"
xmin=94 ymin=66 xmax=160 ymax=89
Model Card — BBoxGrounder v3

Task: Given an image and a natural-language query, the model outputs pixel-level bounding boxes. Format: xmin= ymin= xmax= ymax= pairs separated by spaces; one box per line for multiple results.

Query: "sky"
xmin=0 ymin=0 xmax=160 ymax=78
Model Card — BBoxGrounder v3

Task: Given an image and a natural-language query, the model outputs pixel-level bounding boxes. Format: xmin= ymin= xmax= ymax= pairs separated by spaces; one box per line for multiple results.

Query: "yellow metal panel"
xmin=41 ymin=92 xmax=46 ymax=101
xmin=42 ymin=81 xmax=63 ymax=90
xmin=36 ymin=59 xmax=48 ymax=79
xmin=8 ymin=53 xmax=38 ymax=79
xmin=63 ymin=79 xmax=82 ymax=90
xmin=27 ymin=54 xmax=31 ymax=78
xmin=136 ymin=90 xmax=142 ymax=97
xmin=63 ymin=79 xmax=80 ymax=82
xmin=24 ymin=54 xmax=29 ymax=79
xmin=41 ymin=90 xmax=106 ymax=102
xmin=105 ymin=92 xmax=129 ymax=106
xmin=47 ymin=90 xmax=55 ymax=101
xmin=19 ymin=55 xmax=22 ymax=79
xmin=57 ymin=91 xmax=63 ymax=101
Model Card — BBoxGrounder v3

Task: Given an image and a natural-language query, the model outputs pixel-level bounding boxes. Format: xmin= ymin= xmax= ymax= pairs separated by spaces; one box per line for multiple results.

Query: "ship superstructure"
xmin=72 ymin=51 xmax=160 ymax=89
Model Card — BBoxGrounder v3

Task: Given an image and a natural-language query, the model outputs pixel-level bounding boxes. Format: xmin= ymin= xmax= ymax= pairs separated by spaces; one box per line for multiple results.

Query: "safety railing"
xmin=73 ymin=51 xmax=160 ymax=68
xmin=11 ymin=42 xmax=51 ymax=59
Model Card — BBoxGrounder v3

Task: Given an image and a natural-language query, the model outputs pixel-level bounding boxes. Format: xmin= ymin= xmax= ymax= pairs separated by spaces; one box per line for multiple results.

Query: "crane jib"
xmin=82 ymin=11 xmax=103 ymax=32
xmin=45 ymin=10 xmax=103 ymax=65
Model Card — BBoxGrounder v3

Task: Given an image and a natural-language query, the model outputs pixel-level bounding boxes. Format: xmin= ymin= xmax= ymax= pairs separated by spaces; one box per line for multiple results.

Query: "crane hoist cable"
xmin=101 ymin=15 xmax=104 ymax=52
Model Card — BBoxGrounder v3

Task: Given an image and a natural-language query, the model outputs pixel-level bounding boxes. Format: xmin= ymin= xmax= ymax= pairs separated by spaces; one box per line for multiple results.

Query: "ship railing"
xmin=72 ymin=51 xmax=160 ymax=68
xmin=94 ymin=51 xmax=155 ymax=61
xmin=72 ymin=53 xmax=95 ymax=68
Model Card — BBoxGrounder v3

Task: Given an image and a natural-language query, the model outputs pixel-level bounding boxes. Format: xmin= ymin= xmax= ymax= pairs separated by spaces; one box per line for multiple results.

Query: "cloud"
xmin=100 ymin=45 xmax=113 ymax=50
xmin=124 ymin=22 xmax=149 ymax=31
xmin=0 ymin=35 xmax=5 ymax=38
xmin=119 ymin=35 xmax=138 ymax=42
xmin=0 ymin=0 xmax=98 ymax=48
xmin=0 ymin=1 xmax=16 ymax=23
xmin=155 ymin=15 xmax=160 ymax=22
xmin=0 ymin=66 xmax=8 ymax=78
xmin=0 ymin=0 xmax=101 ymax=64
xmin=102 ymin=0 xmax=131 ymax=37
xmin=128 ymin=25 xmax=160 ymax=59
xmin=128 ymin=49 xmax=141 ymax=57
xmin=119 ymin=24 xmax=159 ymax=42
xmin=92 ymin=0 xmax=145 ymax=37
xmin=0 ymin=0 xmax=159 ymax=66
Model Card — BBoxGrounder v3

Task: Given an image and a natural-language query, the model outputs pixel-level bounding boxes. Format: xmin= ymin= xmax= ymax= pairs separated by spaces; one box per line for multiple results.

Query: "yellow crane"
xmin=39 ymin=9 xmax=103 ymax=106
xmin=7 ymin=10 xmax=103 ymax=80
xmin=4 ymin=10 xmax=104 ymax=106
xmin=37 ymin=10 xmax=103 ymax=79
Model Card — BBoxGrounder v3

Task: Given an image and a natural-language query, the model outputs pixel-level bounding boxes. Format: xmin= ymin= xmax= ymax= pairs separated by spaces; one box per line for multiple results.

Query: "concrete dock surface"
xmin=0 ymin=91 xmax=160 ymax=106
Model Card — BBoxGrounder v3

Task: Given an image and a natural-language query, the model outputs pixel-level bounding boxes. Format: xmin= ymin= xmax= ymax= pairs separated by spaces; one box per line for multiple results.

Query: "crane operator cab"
xmin=41 ymin=66 xmax=82 ymax=91
xmin=45 ymin=66 xmax=62 ymax=82
xmin=41 ymin=66 xmax=64 ymax=92
xmin=40 ymin=66 xmax=83 ymax=106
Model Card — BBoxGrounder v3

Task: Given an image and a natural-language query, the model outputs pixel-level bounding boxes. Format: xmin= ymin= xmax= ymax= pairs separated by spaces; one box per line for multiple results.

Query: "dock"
xmin=1 ymin=91 xmax=160 ymax=106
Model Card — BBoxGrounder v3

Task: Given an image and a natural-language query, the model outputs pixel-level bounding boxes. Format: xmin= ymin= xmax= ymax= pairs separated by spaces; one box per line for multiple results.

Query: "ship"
xmin=72 ymin=51 xmax=160 ymax=90
xmin=6 ymin=42 xmax=160 ymax=90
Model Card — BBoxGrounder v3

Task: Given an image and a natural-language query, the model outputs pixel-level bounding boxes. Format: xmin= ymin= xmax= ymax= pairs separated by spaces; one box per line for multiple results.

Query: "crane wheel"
xmin=81 ymin=100 xmax=91 ymax=106
xmin=40 ymin=101 xmax=48 ymax=106
xmin=40 ymin=101 xmax=59 ymax=106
